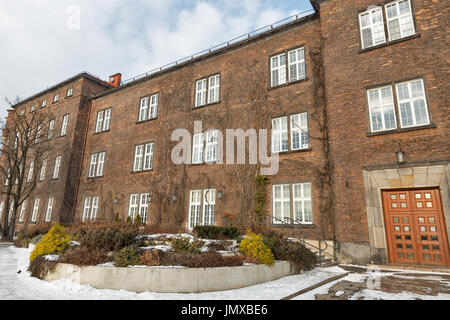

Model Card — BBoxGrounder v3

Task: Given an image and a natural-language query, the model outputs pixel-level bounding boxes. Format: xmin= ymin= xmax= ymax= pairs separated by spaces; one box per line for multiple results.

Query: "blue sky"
xmin=0 ymin=0 xmax=313 ymax=119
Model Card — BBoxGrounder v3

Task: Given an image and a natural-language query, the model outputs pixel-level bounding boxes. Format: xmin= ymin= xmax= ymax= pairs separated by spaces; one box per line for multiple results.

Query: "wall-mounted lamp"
xmin=217 ymin=191 xmax=223 ymax=199
xmin=148 ymin=194 xmax=152 ymax=203
xmin=396 ymin=151 xmax=406 ymax=164
xmin=172 ymin=195 xmax=177 ymax=203
xmin=113 ymin=197 xmax=119 ymax=204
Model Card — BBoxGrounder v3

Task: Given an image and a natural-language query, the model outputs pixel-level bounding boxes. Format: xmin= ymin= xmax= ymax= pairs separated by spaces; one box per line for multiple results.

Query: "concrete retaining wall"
xmin=44 ymin=261 xmax=295 ymax=293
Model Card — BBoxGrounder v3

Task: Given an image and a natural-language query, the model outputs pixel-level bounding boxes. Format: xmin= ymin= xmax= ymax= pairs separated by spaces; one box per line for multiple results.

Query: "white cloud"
xmin=0 ymin=0 xmax=312 ymax=120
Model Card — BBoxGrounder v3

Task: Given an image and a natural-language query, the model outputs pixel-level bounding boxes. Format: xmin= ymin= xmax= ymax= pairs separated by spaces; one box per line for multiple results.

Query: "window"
xmin=359 ymin=6 xmax=386 ymax=49
xmin=18 ymin=200 xmax=27 ymax=223
xmin=30 ymin=105 xmax=35 ymax=113
xmin=188 ymin=189 xmax=216 ymax=229
xmin=133 ymin=142 xmax=154 ymax=172
xmin=195 ymin=74 xmax=220 ymax=107
xmin=290 ymin=113 xmax=309 ymax=150
xmin=88 ymin=152 xmax=106 ymax=178
xmin=53 ymin=94 xmax=60 ymax=103
xmin=95 ymin=108 xmax=112 ymax=133
xmin=39 ymin=159 xmax=47 ymax=181
xmin=48 ymin=120 xmax=55 ymax=140
xmin=60 ymin=115 xmax=69 ymax=136
xmin=367 ymin=78 xmax=430 ymax=133
xmin=385 ymin=0 xmax=415 ymax=41
xmin=0 ymin=201 xmax=4 ymax=222
xmin=66 ymin=88 xmax=73 ymax=97
xmin=8 ymin=201 xmax=14 ymax=223
xmin=44 ymin=198 xmax=54 ymax=222
xmin=31 ymin=199 xmax=40 ymax=222
xmin=53 ymin=156 xmax=62 ymax=179
xmin=395 ymin=79 xmax=430 ymax=128
xmin=41 ymin=100 xmax=47 ymax=108
xmin=27 ymin=161 xmax=34 ymax=182
xmin=205 ymin=131 xmax=218 ymax=163
xmin=82 ymin=196 xmax=99 ymax=222
xmin=127 ymin=193 xmax=149 ymax=223
xmin=4 ymin=168 xmax=10 ymax=186
xmin=20 ymin=109 xmax=25 ymax=116
xmin=271 ymin=47 xmax=306 ymax=87
xmin=292 ymin=183 xmax=313 ymax=224
xmin=367 ymin=86 xmax=397 ymax=132
xmin=192 ymin=133 xmax=204 ymax=164
xmin=35 ymin=124 xmax=43 ymax=143
xmin=271 ymin=117 xmax=289 ymax=153
xmin=191 ymin=130 xmax=219 ymax=164
xmin=138 ymin=94 xmax=158 ymax=122
xmin=272 ymin=183 xmax=313 ymax=224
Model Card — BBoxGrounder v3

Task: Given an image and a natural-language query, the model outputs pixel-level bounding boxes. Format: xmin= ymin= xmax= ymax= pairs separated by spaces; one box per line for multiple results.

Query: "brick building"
xmin=1 ymin=0 xmax=449 ymax=267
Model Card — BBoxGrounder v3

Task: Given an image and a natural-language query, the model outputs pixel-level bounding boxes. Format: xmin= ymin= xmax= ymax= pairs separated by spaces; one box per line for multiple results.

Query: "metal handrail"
xmin=120 ymin=9 xmax=315 ymax=86
xmin=264 ymin=214 xmax=338 ymax=264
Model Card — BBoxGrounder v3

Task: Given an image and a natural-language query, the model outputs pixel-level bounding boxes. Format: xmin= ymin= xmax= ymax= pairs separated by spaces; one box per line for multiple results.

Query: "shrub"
xmin=134 ymin=214 xmax=142 ymax=227
xmin=30 ymin=223 xmax=71 ymax=262
xmin=170 ymin=237 xmax=204 ymax=253
xmin=206 ymin=240 xmax=233 ymax=252
xmin=114 ymin=213 xmax=120 ymax=222
xmin=28 ymin=255 xmax=58 ymax=280
xmin=158 ymin=252 xmax=243 ymax=268
xmin=23 ymin=223 xmax=52 ymax=240
xmin=59 ymin=246 xmax=112 ymax=267
xmin=143 ymin=224 xmax=180 ymax=235
xmin=193 ymin=226 xmax=240 ymax=240
xmin=140 ymin=249 xmax=161 ymax=266
xmin=114 ymin=247 xmax=142 ymax=267
xmin=239 ymin=230 xmax=275 ymax=266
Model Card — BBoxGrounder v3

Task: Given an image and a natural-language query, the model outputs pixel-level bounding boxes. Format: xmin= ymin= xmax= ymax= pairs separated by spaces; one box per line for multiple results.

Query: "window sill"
xmin=270 ymin=148 xmax=312 ymax=156
xmin=366 ymin=123 xmax=436 ymax=137
xmin=190 ymin=161 xmax=219 ymax=166
xmin=269 ymin=223 xmax=316 ymax=229
xmin=136 ymin=117 xmax=158 ymax=124
xmin=193 ymin=101 xmax=221 ymax=110
xmin=87 ymin=175 xmax=104 ymax=180
xmin=358 ymin=33 xmax=421 ymax=54
xmin=130 ymin=169 xmax=154 ymax=174
xmin=268 ymin=77 xmax=309 ymax=91
xmin=93 ymin=129 xmax=111 ymax=136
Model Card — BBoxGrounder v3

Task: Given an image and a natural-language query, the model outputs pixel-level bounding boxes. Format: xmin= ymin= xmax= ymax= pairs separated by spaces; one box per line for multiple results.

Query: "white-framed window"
xmin=41 ymin=100 xmax=47 ymax=108
xmin=95 ymin=108 xmax=112 ymax=133
xmin=205 ymin=130 xmax=218 ymax=163
xmin=35 ymin=124 xmax=43 ymax=143
xmin=192 ymin=133 xmax=204 ymax=164
xmin=271 ymin=117 xmax=289 ymax=153
xmin=128 ymin=194 xmax=144 ymax=221
xmin=202 ymin=189 xmax=216 ymax=226
xmin=82 ymin=196 xmax=99 ymax=222
xmin=290 ymin=113 xmax=309 ymax=150
xmin=30 ymin=105 xmax=35 ymax=113
xmin=39 ymin=159 xmax=47 ymax=181
xmin=367 ymin=85 xmax=397 ymax=132
xmin=139 ymin=194 xmax=149 ymax=223
xmin=66 ymin=88 xmax=73 ymax=97
xmin=61 ymin=114 xmax=69 ymax=136
xmin=31 ymin=199 xmax=40 ymax=222
xmin=48 ymin=120 xmax=55 ymax=140
xmin=44 ymin=198 xmax=54 ymax=222
xmin=395 ymin=79 xmax=430 ymax=128
xmin=8 ymin=201 xmax=14 ymax=223
xmin=0 ymin=201 xmax=4 ymax=222
xmin=292 ymin=183 xmax=313 ymax=224
xmin=20 ymin=109 xmax=25 ymax=116
xmin=288 ymin=47 xmax=306 ymax=82
xmin=143 ymin=143 xmax=154 ymax=171
xmin=95 ymin=110 xmax=104 ymax=133
xmin=139 ymin=94 xmax=159 ymax=122
xmin=4 ymin=168 xmax=10 ymax=186
xmin=271 ymin=53 xmax=287 ymax=87
xmin=385 ymin=0 xmax=415 ymax=41
xmin=195 ymin=74 xmax=220 ymax=107
xmin=53 ymin=156 xmax=62 ymax=179
xmin=133 ymin=145 xmax=144 ymax=172
xmin=53 ymin=94 xmax=60 ymax=103
xmin=359 ymin=6 xmax=386 ymax=49
xmin=27 ymin=161 xmax=34 ymax=183
xmin=88 ymin=152 xmax=105 ymax=177
xmin=272 ymin=184 xmax=291 ymax=223
xmin=18 ymin=200 xmax=27 ymax=223
xmin=133 ymin=143 xmax=154 ymax=172
xmin=188 ymin=190 xmax=202 ymax=229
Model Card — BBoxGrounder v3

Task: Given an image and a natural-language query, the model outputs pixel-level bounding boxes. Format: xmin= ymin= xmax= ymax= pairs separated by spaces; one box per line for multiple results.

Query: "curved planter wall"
xmin=44 ymin=261 xmax=295 ymax=293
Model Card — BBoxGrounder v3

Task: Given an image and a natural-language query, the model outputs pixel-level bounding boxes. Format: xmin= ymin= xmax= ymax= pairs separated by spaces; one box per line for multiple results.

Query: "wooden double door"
xmin=382 ymin=188 xmax=450 ymax=267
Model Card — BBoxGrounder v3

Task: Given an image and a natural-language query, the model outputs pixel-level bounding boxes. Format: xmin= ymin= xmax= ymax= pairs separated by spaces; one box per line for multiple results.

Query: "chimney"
xmin=108 ymin=73 xmax=122 ymax=88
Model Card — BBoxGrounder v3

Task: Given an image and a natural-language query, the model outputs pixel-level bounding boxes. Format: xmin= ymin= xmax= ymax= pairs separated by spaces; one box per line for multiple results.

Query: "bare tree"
xmin=0 ymin=97 xmax=54 ymax=240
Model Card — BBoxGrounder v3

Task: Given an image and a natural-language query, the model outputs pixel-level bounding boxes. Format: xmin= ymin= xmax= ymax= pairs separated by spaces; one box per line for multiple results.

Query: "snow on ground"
xmin=349 ymin=290 xmax=450 ymax=300
xmin=2 ymin=245 xmax=347 ymax=300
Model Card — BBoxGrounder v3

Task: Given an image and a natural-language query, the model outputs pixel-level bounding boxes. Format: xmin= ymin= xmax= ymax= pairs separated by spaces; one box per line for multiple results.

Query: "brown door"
xmin=382 ymin=189 xmax=450 ymax=267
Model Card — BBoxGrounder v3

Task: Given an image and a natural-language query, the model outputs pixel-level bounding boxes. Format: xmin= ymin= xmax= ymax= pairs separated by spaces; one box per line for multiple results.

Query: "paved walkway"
xmin=0 ymin=242 xmax=22 ymax=300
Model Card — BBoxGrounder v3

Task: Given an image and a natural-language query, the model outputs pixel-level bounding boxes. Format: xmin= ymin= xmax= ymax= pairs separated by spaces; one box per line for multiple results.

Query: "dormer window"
xmin=53 ymin=94 xmax=60 ymax=103
xmin=41 ymin=100 xmax=47 ymax=108
xmin=66 ymin=88 xmax=73 ymax=97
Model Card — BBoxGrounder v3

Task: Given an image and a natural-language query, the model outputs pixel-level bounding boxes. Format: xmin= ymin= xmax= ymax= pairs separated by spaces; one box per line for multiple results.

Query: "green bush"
xmin=193 ymin=226 xmax=240 ymax=240
xmin=239 ymin=230 xmax=275 ymax=265
xmin=30 ymin=223 xmax=71 ymax=262
xmin=170 ymin=237 xmax=204 ymax=253
xmin=114 ymin=247 xmax=142 ymax=267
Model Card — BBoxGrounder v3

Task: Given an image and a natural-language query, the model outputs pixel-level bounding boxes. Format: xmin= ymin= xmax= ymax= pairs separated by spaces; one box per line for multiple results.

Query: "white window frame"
xmin=205 ymin=130 xmax=218 ymax=163
xmin=18 ymin=200 xmax=27 ymax=223
xmin=39 ymin=159 xmax=47 ymax=181
xmin=395 ymin=79 xmax=430 ymax=128
xmin=128 ymin=194 xmax=140 ymax=221
xmin=30 ymin=105 xmax=35 ymax=113
xmin=358 ymin=6 xmax=386 ymax=49
xmin=202 ymin=189 xmax=216 ymax=226
xmin=88 ymin=152 xmax=105 ymax=177
xmin=41 ymin=100 xmax=47 ymax=108
xmin=96 ymin=152 xmax=105 ymax=177
xmin=103 ymin=108 xmax=111 ymax=131
xmin=48 ymin=120 xmax=55 ymax=140
xmin=66 ymin=88 xmax=73 ymax=97
xmin=288 ymin=47 xmax=306 ymax=82
xmin=188 ymin=190 xmax=202 ymax=229
xmin=208 ymin=75 xmax=220 ymax=104
xmin=82 ymin=196 xmax=99 ymax=222
xmin=271 ymin=117 xmax=289 ymax=153
xmin=192 ymin=133 xmax=204 ymax=164
xmin=149 ymin=94 xmax=158 ymax=120
xmin=8 ymin=201 xmax=14 ymax=223
xmin=44 ymin=198 xmax=54 ymax=222
xmin=272 ymin=184 xmax=291 ymax=224
xmin=53 ymin=156 xmax=62 ymax=179
xmin=31 ymin=199 xmax=40 ymax=222
xmin=61 ymin=115 xmax=69 ymax=136
xmin=139 ymin=194 xmax=149 ymax=223
xmin=88 ymin=153 xmax=97 ymax=178
xmin=133 ymin=145 xmax=144 ymax=172
xmin=0 ymin=201 xmax=4 ymax=222
xmin=195 ymin=79 xmax=207 ymax=107
xmin=139 ymin=97 xmax=149 ymax=122
xmin=271 ymin=53 xmax=287 ymax=87
xmin=95 ymin=110 xmax=104 ymax=133
xmin=367 ymin=85 xmax=398 ymax=132
xmin=385 ymin=0 xmax=415 ymax=41
xmin=27 ymin=161 xmax=34 ymax=183
xmin=143 ymin=143 xmax=154 ymax=171
xmin=290 ymin=113 xmax=309 ymax=150
xmin=292 ymin=183 xmax=313 ymax=224
xmin=35 ymin=124 xmax=43 ymax=143
xmin=91 ymin=197 xmax=99 ymax=221
xmin=53 ymin=94 xmax=59 ymax=103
